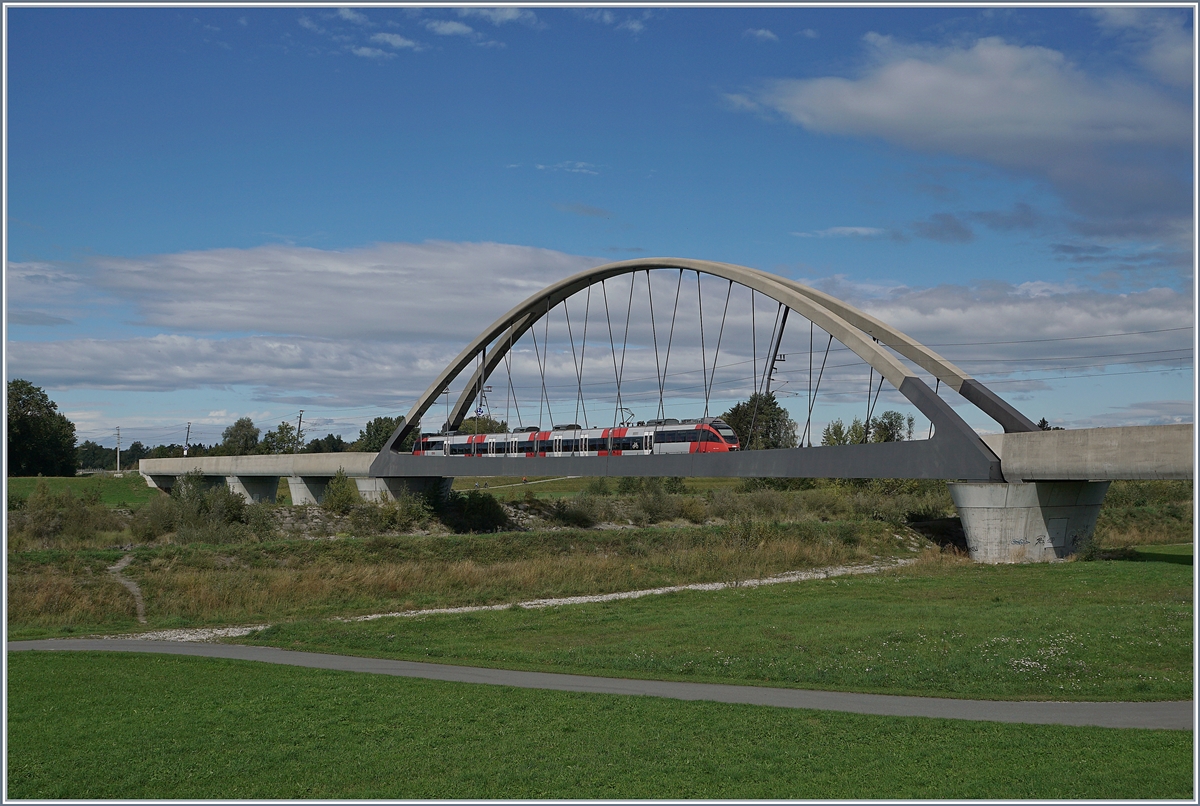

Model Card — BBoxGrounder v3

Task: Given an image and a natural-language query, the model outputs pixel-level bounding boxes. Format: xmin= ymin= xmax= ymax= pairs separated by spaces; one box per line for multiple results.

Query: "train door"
xmin=645 ymin=433 xmax=654 ymax=454
xmin=487 ymin=439 xmax=496 ymax=457
xmin=552 ymin=434 xmax=563 ymax=455
xmin=509 ymin=435 xmax=519 ymax=456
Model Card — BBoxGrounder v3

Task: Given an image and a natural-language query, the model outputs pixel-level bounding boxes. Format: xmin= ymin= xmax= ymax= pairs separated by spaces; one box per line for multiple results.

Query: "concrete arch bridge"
xmin=142 ymin=258 xmax=1192 ymax=563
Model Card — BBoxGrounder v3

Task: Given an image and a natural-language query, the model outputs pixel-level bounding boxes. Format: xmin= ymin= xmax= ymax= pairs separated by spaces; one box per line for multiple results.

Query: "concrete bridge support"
xmin=227 ymin=475 xmax=280 ymax=504
xmin=948 ymin=481 xmax=1111 ymax=564
xmin=287 ymin=476 xmax=330 ymax=505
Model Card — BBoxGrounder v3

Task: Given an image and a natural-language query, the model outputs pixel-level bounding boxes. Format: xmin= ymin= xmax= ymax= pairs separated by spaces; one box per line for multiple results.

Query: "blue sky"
xmin=5 ymin=5 xmax=1194 ymax=450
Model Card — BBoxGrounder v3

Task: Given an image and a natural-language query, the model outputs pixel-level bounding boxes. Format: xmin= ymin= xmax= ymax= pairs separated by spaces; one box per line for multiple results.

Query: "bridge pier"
xmin=227 ymin=475 xmax=280 ymax=504
xmin=948 ymin=481 xmax=1111 ymax=563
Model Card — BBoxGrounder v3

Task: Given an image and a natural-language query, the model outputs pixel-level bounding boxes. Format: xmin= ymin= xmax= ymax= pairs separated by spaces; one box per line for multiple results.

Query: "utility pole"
xmin=183 ymin=422 xmax=191 ymax=457
xmin=294 ymin=410 xmax=304 ymax=453
xmin=115 ymin=426 xmax=121 ymax=474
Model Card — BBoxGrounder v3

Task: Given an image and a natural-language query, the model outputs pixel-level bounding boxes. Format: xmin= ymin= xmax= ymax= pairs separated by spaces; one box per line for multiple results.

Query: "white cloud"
xmin=351 ymin=46 xmax=392 ymax=60
xmin=1093 ymin=8 xmax=1193 ymax=87
xmin=580 ymin=9 xmax=650 ymax=35
xmin=747 ymin=35 xmax=1192 ymax=238
xmin=799 ymin=28 xmax=818 ymax=39
xmin=337 ymin=8 xmax=370 ymax=26
xmin=793 ymin=226 xmax=886 ymax=238
xmin=371 ymin=32 xmax=418 ymax=50
xmin=535 ymin=161 xmax=599 ymax=175
xmin=744 ymin=29 xmax=779 ymax=43
xmin=1068 ymin=399 xmax=1194 ymax=428
xmin=86 ymin=242 xmax=599 ymax=340
xmin=457 ymin=8 xmax=539 ymax=27
xmin=298 ymin=16 xmax=324 ymax=34
xmin=8 ymin=245 xmax=1190 ymax=428
xmin=424 ymin=19 xmax=474 ymax=37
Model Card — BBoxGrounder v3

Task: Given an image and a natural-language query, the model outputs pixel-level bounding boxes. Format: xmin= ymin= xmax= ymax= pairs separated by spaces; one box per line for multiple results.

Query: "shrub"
xmin=436 ymin=490 xmax=509 ymax=533
xmin=705 ymin=487 xmax=743 ymax=521
xmin=796 ymin=488 xmax=855 ymax=522
xmin=676 ymin=496 xmax=708 ymax=524
xmin=616 ymin=476 xmax=642 ymax=495
xmin=321 ymin=468 xmax=360 ymax=515
xmin=7 ymin=480 xmax=123 ymax=549
xmin=128 ymin=470 xmax=271 ymax=545
xmin=129 ymin=493 xmax=178 ymax=542
xmin=663 ymin=477 xmax=688 ymax=494
xmin=583 ymin=477 xmax=612 ymax=496
xmin=631 ymin=488 xmax=677 ymax=526
xmin=347 ymin=490 xmax=432 ymax=535
xmin=550 ymin=497 xmax=597 ymax=528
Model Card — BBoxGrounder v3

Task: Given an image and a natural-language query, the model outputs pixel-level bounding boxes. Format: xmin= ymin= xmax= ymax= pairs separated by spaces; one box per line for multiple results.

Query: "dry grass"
xmin=105 ymin=524 xmax=901 ymax=628
xmin=7 ymin=570 xmax=138 ymax=629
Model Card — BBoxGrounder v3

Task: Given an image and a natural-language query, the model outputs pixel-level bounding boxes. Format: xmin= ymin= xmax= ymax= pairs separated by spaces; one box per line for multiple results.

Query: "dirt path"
xmin=106 ymin=553 xmax=146 ymax=624
xmin=339 ymin=558 xmax=918 ymax=622
xmin=93 ymin=557 xmax=918 ymax=639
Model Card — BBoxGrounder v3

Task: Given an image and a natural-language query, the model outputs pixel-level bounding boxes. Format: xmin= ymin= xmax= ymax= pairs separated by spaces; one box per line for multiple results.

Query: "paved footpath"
xmin=10 ymin=639 xmax=1192 ymax=731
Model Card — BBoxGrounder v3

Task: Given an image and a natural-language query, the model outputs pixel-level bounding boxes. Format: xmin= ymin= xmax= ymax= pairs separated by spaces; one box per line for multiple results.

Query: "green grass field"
xmin=7 ymin=651 xmax=1191 ymax=800
xmin=237 ymin=555 xmax=1193 ymax=702
xmin=7 ymin=473 xmax=160 ymax=509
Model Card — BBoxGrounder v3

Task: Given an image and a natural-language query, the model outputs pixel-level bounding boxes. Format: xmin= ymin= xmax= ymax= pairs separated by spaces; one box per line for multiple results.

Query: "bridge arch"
xmin=381 ymin=258 xmax=1035 ymax=454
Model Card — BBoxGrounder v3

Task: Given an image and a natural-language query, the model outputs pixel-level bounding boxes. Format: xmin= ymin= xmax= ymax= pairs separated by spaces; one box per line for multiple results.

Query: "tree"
xmin=305 ymin=433 xmax=349 ymax=453
xmin=870 ymin=411 xmax=915 ymax=443
xmin=77 ymin=440 xmax=115 ymax=470
xmin=221 ymin=417 xmax=260 ymax=455
xmin=822 ymin=411 xmax=914 ymax=446
xmin=821 ymin=418 xmax=852 ymax=446
xmin=458 ymin=415 xmax=508 ymax=435
xmin=1037 ymin=417 xmax=1065 ymax=431
xmin=7 ymin=379 xmax=78 ymax=476
xmin=352 ymin=416 xmax=418 ymax=452
xmin=721 ymin=393 xmax=797 ymax=450
xmin=260 ymin=421 xmax=299 ymax=454
xmin=124 ymin=441 xmax=149 ymax=464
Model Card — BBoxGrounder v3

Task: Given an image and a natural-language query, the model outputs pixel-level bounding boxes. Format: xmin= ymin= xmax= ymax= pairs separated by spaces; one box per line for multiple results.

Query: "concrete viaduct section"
xmin=139 ymin=454 xmax=446 ymax=505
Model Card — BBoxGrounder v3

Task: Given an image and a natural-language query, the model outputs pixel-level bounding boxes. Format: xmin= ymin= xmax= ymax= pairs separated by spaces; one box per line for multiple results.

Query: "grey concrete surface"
xmin=949 ymin=480 xmax=1110 ymax=563
xmin=10 ymin=639 xmax=1191 ymax=730
xmin=981 ymin=424 xmax=1194 ymax=481
xmin=140 ymin=453 xmax=376 ymax=479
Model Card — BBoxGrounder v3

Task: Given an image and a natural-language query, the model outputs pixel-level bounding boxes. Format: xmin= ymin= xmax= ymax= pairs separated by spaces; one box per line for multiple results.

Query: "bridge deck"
xmin=981 ymin=424 xmax=1192 ymax=481
xmin=139 ymin=425 xmax=1192 ymax=484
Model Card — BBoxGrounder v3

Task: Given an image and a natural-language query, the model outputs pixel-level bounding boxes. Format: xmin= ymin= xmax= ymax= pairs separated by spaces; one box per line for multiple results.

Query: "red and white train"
xmin=413 ymin=417 xmax=740 ymax=457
